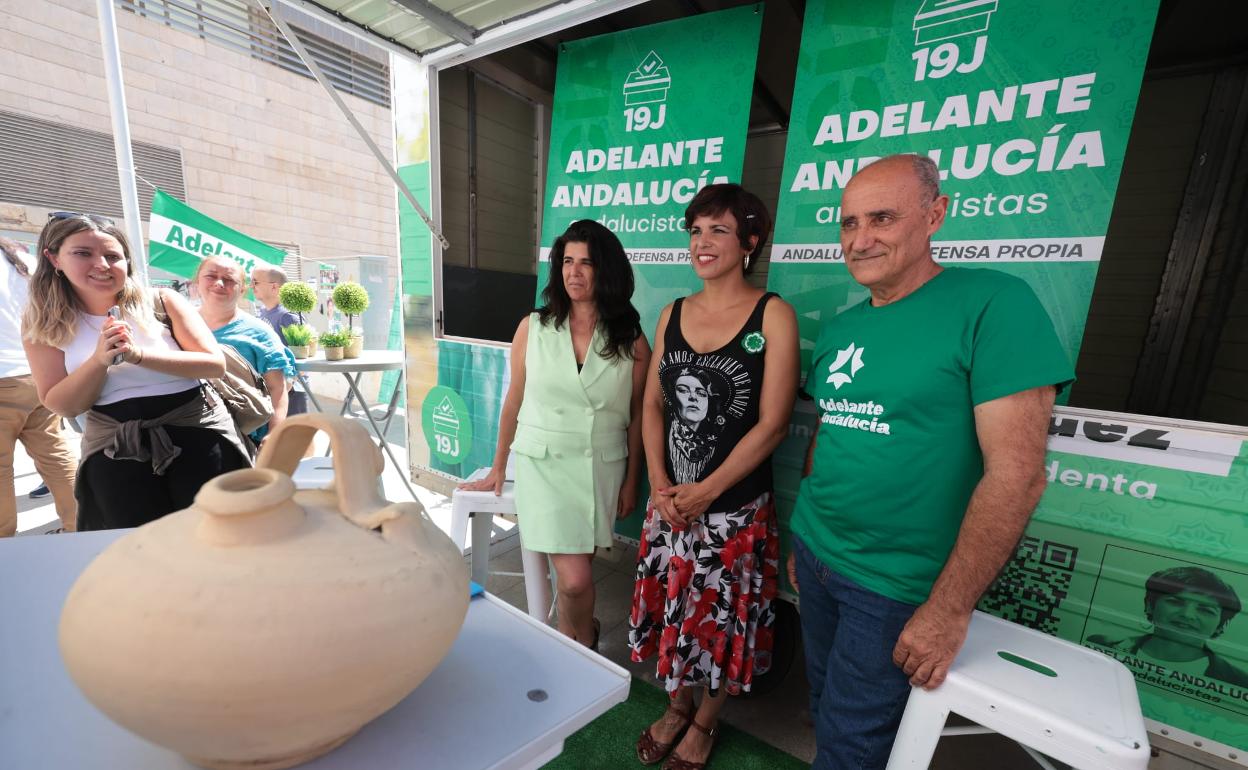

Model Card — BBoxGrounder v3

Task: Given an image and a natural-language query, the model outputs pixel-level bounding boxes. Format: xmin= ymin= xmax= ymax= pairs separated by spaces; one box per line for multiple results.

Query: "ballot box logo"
xmin=912 ymin=0 xmax=998 ymax=45
xmin=624 ymin=51 xmax=671 ymax=105
xmin=622 ymin=51 xmax=671 ymax=133
xmin=421 ymin=386 xmax=473 ymax=464
xmin=910 ymin=0 xmax=995 ymax=81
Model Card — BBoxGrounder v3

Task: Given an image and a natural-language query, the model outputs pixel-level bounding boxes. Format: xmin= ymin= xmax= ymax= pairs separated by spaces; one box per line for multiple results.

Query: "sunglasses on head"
xmin=48 ymin=211 xmax=116 ymax=227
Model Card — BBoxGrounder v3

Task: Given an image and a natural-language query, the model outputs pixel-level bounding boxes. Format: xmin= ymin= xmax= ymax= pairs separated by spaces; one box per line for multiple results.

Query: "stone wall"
xmin=0 ymin=0 xmax=397 ymax=263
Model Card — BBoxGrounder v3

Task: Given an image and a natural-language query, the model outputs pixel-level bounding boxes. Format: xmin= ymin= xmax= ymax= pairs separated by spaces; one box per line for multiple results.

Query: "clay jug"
xmin=58 ymin=414 xmax=469 ymax=770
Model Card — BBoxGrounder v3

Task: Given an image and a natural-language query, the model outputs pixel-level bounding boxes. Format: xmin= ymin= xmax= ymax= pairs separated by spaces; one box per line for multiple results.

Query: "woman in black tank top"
xmin=629 ymin=185 xmax=799 ymax=768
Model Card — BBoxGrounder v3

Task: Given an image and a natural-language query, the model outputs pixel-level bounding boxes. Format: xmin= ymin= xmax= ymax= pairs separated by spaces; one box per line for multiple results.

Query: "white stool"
xmin=449 ymin=467 xmax=553 ymax=623
xmin=886 ymin=611 xmax=1149 ymax=770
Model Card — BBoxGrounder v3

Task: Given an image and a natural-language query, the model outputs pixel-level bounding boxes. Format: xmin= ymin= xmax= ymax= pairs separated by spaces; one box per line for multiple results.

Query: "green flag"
xmin=147 ymin=190 xmax=285 ymax=279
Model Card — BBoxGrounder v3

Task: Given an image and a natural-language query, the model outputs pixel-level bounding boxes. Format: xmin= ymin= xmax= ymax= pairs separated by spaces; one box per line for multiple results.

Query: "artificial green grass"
xmin=544 ymin=679 xmax=809 ymax=769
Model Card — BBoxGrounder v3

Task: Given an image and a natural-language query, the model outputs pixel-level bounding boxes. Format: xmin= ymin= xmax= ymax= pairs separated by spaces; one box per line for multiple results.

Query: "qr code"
xmin=977 ymin=536 xmax=1078 ymax=635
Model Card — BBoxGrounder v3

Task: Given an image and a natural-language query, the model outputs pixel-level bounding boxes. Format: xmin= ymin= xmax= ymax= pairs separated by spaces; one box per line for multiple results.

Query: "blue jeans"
xmin=793 ymin=535 xmax=918 ymax=770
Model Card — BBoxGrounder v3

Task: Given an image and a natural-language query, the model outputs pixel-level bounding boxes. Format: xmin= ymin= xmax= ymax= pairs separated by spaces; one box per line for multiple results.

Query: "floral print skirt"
xmin=628 ymin=491 xmax=779 ymax=696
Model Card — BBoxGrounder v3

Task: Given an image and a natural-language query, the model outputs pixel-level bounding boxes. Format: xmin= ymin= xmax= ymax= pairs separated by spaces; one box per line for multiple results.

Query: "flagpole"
xmin=96 ymin=0 xmax=149 ymax=285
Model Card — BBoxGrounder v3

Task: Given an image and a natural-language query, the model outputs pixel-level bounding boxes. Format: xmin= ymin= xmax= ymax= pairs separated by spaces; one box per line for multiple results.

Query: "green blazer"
xmin=512 ymin=313 xmax=632 ymax=553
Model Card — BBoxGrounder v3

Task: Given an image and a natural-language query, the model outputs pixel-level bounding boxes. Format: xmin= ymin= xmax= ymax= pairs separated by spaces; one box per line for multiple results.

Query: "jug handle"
xmin=256 ymin=413 xmax=393 ymax=529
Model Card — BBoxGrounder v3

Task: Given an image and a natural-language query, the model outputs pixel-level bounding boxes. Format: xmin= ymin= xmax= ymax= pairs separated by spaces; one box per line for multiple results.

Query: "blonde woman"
xmin=22 ymin=213 xmax=249 ymax=530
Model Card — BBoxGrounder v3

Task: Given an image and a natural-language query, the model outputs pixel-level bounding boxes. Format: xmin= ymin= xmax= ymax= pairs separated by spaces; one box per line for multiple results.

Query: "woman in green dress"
xmin=459 ymin=220 xmax=650 ymax=648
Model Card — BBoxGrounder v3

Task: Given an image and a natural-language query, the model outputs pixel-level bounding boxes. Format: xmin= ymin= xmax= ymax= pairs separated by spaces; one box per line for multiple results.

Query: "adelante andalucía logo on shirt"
xmin=826 ymin=342 xmax=865 ymax=390
xmin=819 ymin=341 xmax=892 ymax=436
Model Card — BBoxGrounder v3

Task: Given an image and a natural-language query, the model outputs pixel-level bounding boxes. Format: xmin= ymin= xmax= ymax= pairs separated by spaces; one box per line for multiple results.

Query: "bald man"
xmin=788 ymin=154 xmax=1074 ymax=768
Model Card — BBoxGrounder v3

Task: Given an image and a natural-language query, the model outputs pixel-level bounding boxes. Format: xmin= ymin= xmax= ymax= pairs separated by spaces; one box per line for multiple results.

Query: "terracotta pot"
xmin=344 ymin=335 xmax=363 ymax=359
xmin=324 ymin=345 xmax=344 ymax=361
xmin=59 ymin=414 xmax=469 ymax=770
xmin=289 ymin=345 xmax=309 ymax=359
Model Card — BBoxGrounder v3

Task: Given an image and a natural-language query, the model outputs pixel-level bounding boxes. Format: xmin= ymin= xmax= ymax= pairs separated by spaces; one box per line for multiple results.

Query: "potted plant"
xmin=319 ymin=329 xmax=351 ymax=361
xmin=282 ymin=323 xmax=314 ymax=359
xmin=332 ymin=281 xmax=369 ymax=359
xmin=279 ymin=281 xmax=319 ymax=355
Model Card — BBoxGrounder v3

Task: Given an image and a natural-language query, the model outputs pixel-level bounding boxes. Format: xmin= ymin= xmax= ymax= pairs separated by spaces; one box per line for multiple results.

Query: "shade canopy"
xmin=285 ymin=0 xmax=651 ymax=66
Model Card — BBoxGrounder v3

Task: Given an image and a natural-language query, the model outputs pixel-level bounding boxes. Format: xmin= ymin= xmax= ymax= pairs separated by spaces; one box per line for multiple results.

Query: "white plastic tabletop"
xmin=0 ymin=530 xmax=629 ymax=770
xmin=295 ymin=349 xmax=405 ymax=373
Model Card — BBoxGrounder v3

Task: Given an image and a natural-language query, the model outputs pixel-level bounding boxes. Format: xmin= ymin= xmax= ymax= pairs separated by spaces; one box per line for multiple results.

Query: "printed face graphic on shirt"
xmin=674 ymin=373 xmax=709 ymax=427
xmin=660 ymin=352 xmax=752 ymax=484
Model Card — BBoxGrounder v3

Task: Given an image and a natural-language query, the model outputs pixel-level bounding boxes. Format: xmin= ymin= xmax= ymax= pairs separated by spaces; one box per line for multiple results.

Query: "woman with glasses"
xmin=22 ymin=212 xmax=250 ymax=531
xmin=194 ymin=256 xmax=296 ymax=447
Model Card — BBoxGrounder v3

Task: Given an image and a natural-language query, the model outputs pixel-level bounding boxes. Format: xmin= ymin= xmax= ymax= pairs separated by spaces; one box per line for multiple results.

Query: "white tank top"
xmin=0 ymin=253 xmax=33 ymax=377
xmin=60 ymin=312 xmax=199 ymax=405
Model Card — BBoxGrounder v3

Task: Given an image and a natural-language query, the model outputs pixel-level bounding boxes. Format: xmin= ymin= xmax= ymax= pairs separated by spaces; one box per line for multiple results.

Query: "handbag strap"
xmin=153 ymin=290 xmax=173 ymax=332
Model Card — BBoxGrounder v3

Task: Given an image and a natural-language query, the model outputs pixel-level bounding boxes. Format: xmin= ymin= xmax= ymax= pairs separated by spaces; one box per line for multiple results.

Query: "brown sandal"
xmin=636 ymin=703 xmax=693 ymax=765
xmin=661 ymin=719 xmax=718 ymax=770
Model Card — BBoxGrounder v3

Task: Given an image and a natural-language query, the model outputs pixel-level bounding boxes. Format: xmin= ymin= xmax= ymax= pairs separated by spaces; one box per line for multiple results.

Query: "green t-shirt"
xmin=791 ymin=267 xmax=1074 ymax=606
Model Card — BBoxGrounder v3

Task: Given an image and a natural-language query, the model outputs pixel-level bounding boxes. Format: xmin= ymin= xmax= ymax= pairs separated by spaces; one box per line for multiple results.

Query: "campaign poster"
xmin=978 ymin=409 xmax=1248 ymax=758
xmin=768 ymin=0 xmax=1160 ymax=373
xmin=536 ymin=5 xmax=764 ymax=538
xmin=537 ymin=4 xmax=764 ymax=337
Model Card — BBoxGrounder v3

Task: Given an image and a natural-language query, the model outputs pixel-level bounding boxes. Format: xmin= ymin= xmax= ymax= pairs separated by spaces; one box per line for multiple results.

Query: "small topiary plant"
xmin=332 ymin=282 xmax=369 ymax=336
xmin=279 ymin=282 xmax=317 ymax=324
xmin=319 ymin=329 xmax=351 ymax=348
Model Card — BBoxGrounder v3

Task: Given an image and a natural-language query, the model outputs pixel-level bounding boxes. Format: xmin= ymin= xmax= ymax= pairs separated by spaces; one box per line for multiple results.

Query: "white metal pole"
xmin=96 ymin=0 xmax=149 ymax=284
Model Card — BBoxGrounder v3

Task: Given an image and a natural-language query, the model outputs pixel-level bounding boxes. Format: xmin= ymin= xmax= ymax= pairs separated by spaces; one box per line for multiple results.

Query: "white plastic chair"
xmin=886 ymin=611 xmax=1150 ymax=770
xmin=448 ymin=462 xmax=553 ymax=623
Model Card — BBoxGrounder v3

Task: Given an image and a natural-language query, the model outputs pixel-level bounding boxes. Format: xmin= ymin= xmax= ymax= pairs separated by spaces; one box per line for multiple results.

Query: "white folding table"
xmin=294 ymin=350 xmax=415 ymax=498
xmin=0 ymin=530 xmax=630 ymax=769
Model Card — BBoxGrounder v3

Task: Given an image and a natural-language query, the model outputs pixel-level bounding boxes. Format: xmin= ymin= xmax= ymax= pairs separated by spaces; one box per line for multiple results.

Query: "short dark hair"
xmin=538 ymin=220 xmax=642 ymax=361
xmin=682 ymin=183 xmax=772 ymax=273
xmin=1144 ymin=566 xmax=1242 ymax=637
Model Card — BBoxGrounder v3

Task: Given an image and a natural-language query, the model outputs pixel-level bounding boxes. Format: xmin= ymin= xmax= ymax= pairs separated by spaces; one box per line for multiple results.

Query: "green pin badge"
xmin=742 ymin=331 xmax=765 ymax=354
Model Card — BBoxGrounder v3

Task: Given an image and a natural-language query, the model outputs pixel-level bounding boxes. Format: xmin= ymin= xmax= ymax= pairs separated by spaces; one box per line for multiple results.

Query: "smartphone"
xmin=106 ymin=306 xmax=124 ymax=365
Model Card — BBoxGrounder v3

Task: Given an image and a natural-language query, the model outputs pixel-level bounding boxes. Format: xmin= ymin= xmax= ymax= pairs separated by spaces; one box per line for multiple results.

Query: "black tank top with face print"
xmin=659 ymin=292 xmax=775 ymax=513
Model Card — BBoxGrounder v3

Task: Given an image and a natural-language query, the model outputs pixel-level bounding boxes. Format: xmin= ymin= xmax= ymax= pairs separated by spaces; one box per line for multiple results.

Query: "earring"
xmin=55 ymin=268 xmax=64 ymax=277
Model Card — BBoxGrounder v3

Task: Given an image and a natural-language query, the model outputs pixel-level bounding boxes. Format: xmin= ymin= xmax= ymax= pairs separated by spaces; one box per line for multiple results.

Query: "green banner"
xmin=538 ymin=4 xmax=764 ymax=334
xmin=980 ymin=409 xmax=1248 ymax=756
xmin=147 ymin=190 xmax=286 ymax=279
xmin=429 ymin=340 xmax=509 ymax=479
xmin=768 ymin=0 xmax=1159 ymax=373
